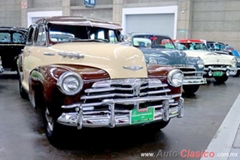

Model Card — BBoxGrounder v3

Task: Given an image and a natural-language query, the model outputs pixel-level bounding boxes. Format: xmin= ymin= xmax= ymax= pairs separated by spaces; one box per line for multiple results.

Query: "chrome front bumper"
xmin=183 ymin=76 xmax=207 ymax=85
xmin=57 ymin=96 xmax=184 ymax=129
xmin=204 ymin=67 xmax=238 ymax=76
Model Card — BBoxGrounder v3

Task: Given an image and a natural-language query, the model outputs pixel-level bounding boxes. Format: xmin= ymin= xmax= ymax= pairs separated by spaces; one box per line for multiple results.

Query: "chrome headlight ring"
xmin=57 ymin=72 xmax=83 ymax=95
xmin=197 ymin=59 xmax=204 ymax=69
xmin=167 ymin=69 xmax=183 ymax=87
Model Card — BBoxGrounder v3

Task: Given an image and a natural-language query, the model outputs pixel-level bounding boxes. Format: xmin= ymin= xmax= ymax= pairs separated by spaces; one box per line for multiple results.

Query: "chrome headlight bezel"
xmin=57 ymin=72 xmax=83 ymax=95
xmin=167 ymin=69 xmax=183 ymax=87
xmin=197 ymin=59 xmax=204 ymax=68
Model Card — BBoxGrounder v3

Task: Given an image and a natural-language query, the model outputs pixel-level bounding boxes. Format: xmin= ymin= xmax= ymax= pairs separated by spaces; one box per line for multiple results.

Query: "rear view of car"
xmin=0 ymin=27 xmax=28 ymax=72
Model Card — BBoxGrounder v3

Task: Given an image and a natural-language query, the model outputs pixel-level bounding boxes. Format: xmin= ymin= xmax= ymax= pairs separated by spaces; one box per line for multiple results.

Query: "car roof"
xmin=128 ymin=32 xmax=171 ymax=38
xmin=207 ymin=41 xmax=225 ymax=45
xmin=0 ymin=26 xmax=28 ymax=32
xmin=34 ymin=16 xmax=122 ymax=30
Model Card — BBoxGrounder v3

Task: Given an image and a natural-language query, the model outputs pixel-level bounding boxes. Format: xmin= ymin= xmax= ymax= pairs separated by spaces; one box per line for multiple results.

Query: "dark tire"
xmin=214 ymin=74 xmax=228 ymax=83
xmin=183 ymin=85 xmax=200 ymax=94
xmin=233 ymin=71 xmax=240 ymax=77
xmin=144 ymin=120 xmax=170 ymax=132
xmin=19 ymin=80 xmax=28 ymax=99
xmin=43 ymin=107 xmax=64 ymax=146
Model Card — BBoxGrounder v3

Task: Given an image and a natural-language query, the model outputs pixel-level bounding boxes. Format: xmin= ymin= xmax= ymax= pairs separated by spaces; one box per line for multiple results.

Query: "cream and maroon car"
xmin=174 ymin=39 xmax=237 ymax=83
xmin=17 ymin=16 xmax=184 ymax=145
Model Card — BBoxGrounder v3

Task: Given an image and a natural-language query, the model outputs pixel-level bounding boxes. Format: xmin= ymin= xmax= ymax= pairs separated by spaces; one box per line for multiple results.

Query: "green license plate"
xmin=130 ymin=107 xmax=154 ymax=125
xmin=213 ymin=71 xmax=223 ymax=76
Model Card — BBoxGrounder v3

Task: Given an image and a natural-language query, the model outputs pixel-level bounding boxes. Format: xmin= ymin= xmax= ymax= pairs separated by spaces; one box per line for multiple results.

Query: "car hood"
xmin=139 ymin=48 xmax=188 ymax=66
xmin=47 ymin=42 xmax=148 ymax=79
xmin=183 ymin=50 xmax=235 ymax=66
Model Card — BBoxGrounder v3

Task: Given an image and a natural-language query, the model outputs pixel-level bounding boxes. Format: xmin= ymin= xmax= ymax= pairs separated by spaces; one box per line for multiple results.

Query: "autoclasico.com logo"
xmin=140 ymin=149 xmax=239 ymax=158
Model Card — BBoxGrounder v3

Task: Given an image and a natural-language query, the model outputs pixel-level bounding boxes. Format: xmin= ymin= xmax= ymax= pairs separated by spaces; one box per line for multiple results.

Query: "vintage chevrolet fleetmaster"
xmin=17 ymin=16 xmax=184 ymax=145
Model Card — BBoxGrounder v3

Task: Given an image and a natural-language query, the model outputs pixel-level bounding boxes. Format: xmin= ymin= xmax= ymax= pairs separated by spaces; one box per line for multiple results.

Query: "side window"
xmin=26 ymin=27 xmax=34 ymax=45
xmin=97 ymin=31 xmax=104 ymax=39
xmin=13 ymin=33 xmax=26 ymax=44
xmin=0 ymin=32 xmax=11 ymax=42
xmin=109 ymin=30 xmax=117 ymax=43
xmin=35 ymin=25 xmax=46 ymax=46
xmin=90 ymin=30 xmax=106 ymax=41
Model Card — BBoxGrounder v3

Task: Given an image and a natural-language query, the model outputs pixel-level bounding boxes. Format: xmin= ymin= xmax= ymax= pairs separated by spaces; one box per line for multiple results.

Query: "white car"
xmin=174 ymin=39 xmax=237 ymax=83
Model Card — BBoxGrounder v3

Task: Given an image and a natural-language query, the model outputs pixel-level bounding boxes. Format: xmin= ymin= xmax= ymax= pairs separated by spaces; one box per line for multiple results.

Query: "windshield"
xmin=207 ymin=42 xmax=225 ymax=50
xmin=132 ymin=35 xmax=176 ymax=49
xmin=49 ymin=24 xmax=120 ymax=43
xmin=176 ymin=42 xmax=208 ymax=51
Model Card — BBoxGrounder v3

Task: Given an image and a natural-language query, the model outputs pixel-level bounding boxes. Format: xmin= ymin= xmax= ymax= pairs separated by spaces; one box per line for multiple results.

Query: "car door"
xmin=22 ymin=24 xmax=48 ymax=91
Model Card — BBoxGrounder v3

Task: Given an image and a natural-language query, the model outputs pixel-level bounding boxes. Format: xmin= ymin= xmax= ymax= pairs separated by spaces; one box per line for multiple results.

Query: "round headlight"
xmin=57 ymin=72 xmax=83 ymax=95
xmin=167 ymin=69 xmax=183 ymax=87
xmin=197 ymin=59 xmax=204 ymax=68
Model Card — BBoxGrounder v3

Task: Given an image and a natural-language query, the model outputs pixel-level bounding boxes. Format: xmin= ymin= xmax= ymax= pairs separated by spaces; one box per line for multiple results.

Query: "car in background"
xmin=123 ymin=33 xmax=206 ymax=94
xmin=0 ymin=26 xmax=28 ymax=72
xmin=206 ymin=41 xmax=240 ymax=77
xmin=174 ymin=39 xmax=238 ymax=83
xmin=17 ymin=16 xmax=184 ymax=145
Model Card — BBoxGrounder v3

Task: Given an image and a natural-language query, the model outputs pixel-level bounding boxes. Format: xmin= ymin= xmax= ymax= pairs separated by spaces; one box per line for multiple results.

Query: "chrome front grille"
xmin=80 ymin=78 xmax=177 ymax=111
xmin=205 ymin=65 xmax=231 ymax=68
xmin=176 ymin=67 xmax=196 ymax=77
xmin=58 ymin=78 xmax=183 ymax=128
xmin=81 ymin=79 xmax=170 ymax=101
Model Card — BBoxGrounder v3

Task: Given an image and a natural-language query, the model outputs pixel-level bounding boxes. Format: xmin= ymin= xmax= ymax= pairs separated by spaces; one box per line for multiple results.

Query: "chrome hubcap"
xmin=45 ymin=108 xmax=54 ymax=133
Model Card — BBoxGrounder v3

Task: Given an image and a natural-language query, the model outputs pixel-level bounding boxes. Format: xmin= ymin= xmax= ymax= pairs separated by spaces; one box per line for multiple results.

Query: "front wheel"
xmin=144 ymin=120 xmax=170 ymax=132
xmin=43 ymin=107 xmax=63 ymax=146
xmin=233 ymin=70 xmax=240 ymax=77
xmin=214 ymin=74 xmax=228 ymax=83
xmin=183 ymin=85 xmax=200 ymax=94
xmin=19 ymin=79 xmax=28 ymax=99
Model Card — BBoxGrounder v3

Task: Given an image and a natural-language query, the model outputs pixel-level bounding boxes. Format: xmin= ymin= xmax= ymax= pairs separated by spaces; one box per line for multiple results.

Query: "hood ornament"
xmin=123 ymin=66 xmax=143 ymax=71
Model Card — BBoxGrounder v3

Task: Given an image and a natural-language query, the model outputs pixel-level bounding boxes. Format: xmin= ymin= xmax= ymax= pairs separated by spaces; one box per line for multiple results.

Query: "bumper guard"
xmin=57 ymin=96 xmax=184 ymax=129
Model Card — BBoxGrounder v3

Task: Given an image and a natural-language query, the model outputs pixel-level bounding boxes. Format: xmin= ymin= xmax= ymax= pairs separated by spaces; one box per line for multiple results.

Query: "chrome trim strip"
xmin=204 ymin=67 xmax=237 ymax=71
xmin=43 ymin=52 xmax=55 ymax=56
xmin=182 ymin=71 xmax=204 ymax=74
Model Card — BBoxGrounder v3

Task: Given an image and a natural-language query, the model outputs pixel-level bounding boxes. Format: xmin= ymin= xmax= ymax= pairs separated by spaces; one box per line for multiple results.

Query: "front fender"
xmin=186 ymin=56 xmax=204 ymax=71
xmin=28 ymin=64 xmax=110 ymax=109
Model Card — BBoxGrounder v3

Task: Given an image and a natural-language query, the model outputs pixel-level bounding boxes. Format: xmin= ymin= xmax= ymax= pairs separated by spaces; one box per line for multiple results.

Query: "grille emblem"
xmin=123 ymin=66 xmax=143 ymax=71
xmin=217 ymin=59 xmax=219 ymax=62
xmin=133 ymin=83 xmax=141 ymax=96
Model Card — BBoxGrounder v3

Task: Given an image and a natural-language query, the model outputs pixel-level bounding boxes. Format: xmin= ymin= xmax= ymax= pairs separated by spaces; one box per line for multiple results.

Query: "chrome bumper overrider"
xmin=204 ymin=67 xmax=238 ymax=76
xmin=57 ymin=96 xmax=184 ymax=129
xmin=0 ymin=65 xmax=3 ymax=74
